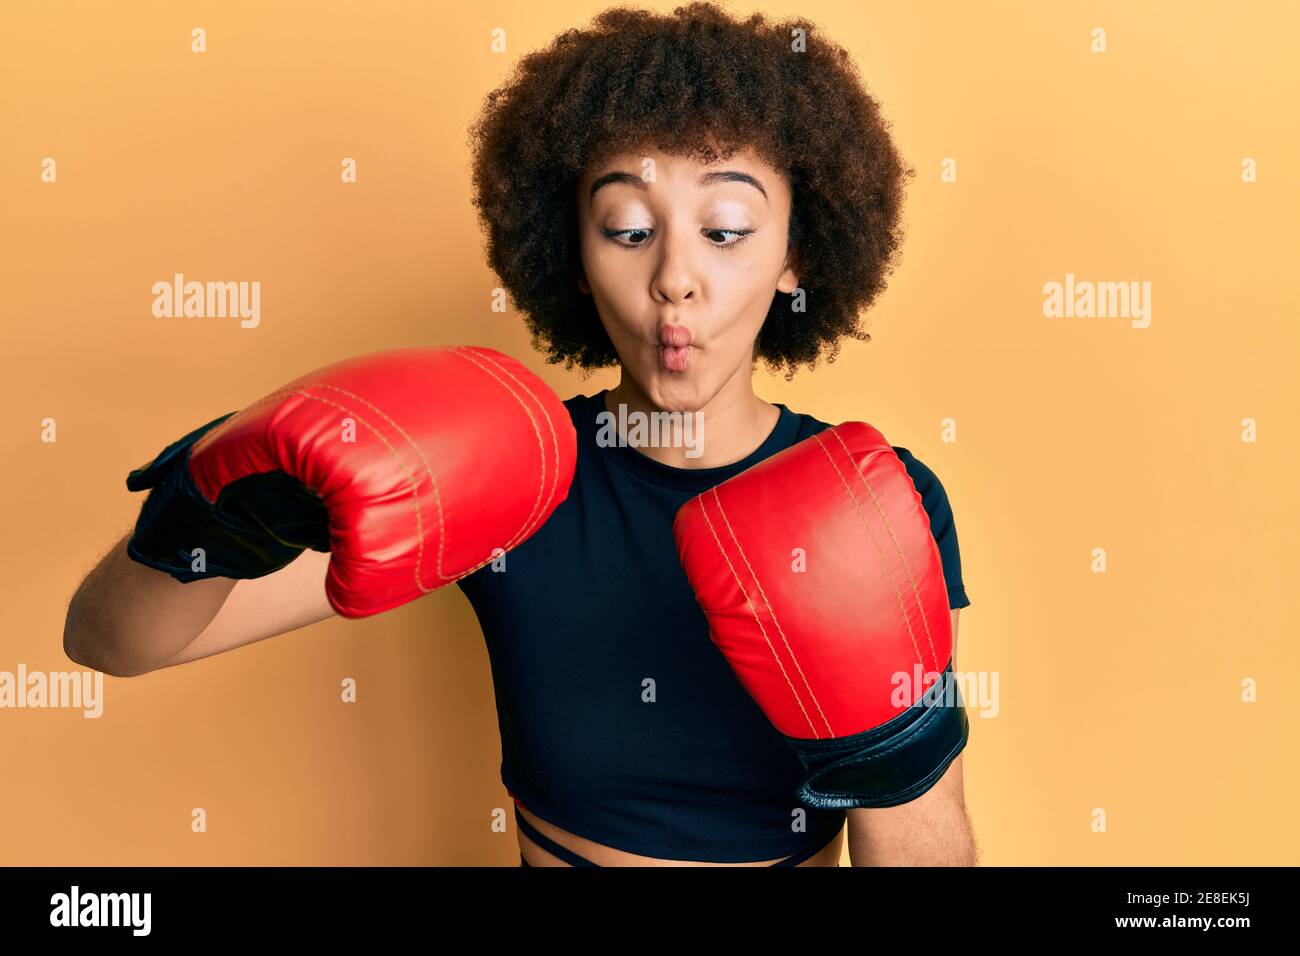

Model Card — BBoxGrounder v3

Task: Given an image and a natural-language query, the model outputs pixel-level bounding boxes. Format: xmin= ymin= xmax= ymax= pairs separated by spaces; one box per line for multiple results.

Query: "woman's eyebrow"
xmin=698 ymin=170 xmax=768 ymax=199
xmin=588 ymin=169 xmax=768 ymax=201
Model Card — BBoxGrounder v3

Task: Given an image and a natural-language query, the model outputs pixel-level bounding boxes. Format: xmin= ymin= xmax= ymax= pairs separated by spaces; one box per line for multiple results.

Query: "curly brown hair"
xmin=467 ymin=2 xmax=912 ymax=378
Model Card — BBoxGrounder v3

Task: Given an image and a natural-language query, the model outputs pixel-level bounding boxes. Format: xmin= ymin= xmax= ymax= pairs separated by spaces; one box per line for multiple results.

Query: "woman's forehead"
xmin=581 ymin=144 xmax=785 ymax=191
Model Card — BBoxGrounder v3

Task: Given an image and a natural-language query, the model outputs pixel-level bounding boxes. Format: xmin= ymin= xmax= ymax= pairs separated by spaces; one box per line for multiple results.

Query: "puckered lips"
xmin=657 ymin=323 xmax=692 ymax=372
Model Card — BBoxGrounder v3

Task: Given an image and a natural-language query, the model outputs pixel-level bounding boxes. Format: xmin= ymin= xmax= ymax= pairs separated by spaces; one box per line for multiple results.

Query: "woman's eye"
xmin=703 ymin=228 xmax=753 ymax=248
xmin=603 ymin=228 xmax=652 ymax=246
xmin=602 ymin=227 xmax=754 ymax=249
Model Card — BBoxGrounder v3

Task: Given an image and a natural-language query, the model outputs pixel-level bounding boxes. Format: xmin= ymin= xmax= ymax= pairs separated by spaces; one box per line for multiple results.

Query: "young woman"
xmin=63 ymin=3 xmax=973 ymax=867
xmin=458 ymin=3 xmax=973 ymax=866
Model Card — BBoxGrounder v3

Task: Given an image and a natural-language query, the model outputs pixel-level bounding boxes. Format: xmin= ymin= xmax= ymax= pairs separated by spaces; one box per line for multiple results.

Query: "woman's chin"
xmin=642 ymin=374 xmax=713 ymax=414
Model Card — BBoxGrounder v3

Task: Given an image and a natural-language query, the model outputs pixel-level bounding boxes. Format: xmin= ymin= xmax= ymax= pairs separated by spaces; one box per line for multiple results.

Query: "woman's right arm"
xmin=63 ymin=532 xmax=335 ymax=678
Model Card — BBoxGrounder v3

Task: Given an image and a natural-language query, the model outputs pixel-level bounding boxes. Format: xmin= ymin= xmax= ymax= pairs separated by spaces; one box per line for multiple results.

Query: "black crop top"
xmin=456 ymin=390 xmax=970 ymax=862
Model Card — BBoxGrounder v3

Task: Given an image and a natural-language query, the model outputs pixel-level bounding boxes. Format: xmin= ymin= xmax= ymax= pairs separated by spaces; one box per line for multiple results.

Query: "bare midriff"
xmin=516 ymin=802 xmax=844 ymax=867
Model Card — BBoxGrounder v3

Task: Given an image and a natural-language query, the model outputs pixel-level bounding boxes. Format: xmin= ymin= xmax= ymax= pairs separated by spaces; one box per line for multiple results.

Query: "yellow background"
xmin=1 ymin=0 xmax=1295 ymax=865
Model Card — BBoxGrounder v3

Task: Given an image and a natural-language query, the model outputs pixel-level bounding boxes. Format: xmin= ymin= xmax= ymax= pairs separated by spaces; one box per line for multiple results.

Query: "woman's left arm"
xmin=845 ymin=609 xmax=976 ymax=866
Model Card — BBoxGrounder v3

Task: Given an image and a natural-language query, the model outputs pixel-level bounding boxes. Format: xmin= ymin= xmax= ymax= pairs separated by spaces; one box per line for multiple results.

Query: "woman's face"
xmin=576 ymin=145 xmax=799 ymax=413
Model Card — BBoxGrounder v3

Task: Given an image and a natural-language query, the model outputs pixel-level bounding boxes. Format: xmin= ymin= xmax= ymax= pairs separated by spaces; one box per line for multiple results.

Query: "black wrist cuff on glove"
xmin=785 ymin=660 xmax=969 ymax=810
xmin=124 ymin=413 xmax=329 ymax=582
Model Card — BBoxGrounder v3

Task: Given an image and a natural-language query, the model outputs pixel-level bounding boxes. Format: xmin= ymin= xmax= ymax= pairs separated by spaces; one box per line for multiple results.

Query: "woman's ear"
xmin=776 ymin=248 xmax=800 ymax=295
xmin=578 ymin=267 xmax=591 ymax=295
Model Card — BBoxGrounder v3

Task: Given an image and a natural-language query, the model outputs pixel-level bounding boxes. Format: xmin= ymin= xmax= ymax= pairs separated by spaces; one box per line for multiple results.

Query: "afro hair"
xmin=468 ymin=2 xmax=912 ymax=378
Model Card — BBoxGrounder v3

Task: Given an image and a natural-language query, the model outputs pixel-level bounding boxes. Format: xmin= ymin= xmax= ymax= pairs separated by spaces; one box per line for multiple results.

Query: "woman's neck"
xmin=603 ymin=373 xmax=780 ymax=470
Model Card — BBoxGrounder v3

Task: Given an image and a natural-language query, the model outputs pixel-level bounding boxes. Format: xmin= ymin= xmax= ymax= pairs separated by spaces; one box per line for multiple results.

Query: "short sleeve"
xmin=891 ymin=447 xmax=970 ymax=610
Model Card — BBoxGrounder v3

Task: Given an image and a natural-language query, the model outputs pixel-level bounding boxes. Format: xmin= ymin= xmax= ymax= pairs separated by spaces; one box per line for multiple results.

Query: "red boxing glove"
xmin=673 ymin=422 xmax=967 ymax=809
xmin=126 ymin=346 xmax=575 ymax=618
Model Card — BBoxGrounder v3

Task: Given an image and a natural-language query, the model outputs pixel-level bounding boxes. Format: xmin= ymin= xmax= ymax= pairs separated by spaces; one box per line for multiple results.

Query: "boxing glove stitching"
xmin=290 ymin=388 xmax=445 ymax=596
xmin=814 ymin=429 xmax=933 ymax=674
xmin=449 ymin=346 xmax=563 ymax=547
xmin=698 ymin=488 xmax=832 ymax=739
xmin=296 ymin=380 xmax=558 ymax=609
xmin=299 ymin=378 xmax=560 ymax=590
xmin=709 ymin=487 xmax=838 ymax=738
xmin=828 ymin=427 xmax=943 ymax=671
xmin=470 ymin=346 xmax=568 ymax=537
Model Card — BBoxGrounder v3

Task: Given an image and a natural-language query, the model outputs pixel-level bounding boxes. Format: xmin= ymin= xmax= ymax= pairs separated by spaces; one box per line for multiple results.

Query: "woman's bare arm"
xmin=845 ymin=609 xmax=977 ymax=866
xmin=63 ymin=532 xmax=335 ymax=677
